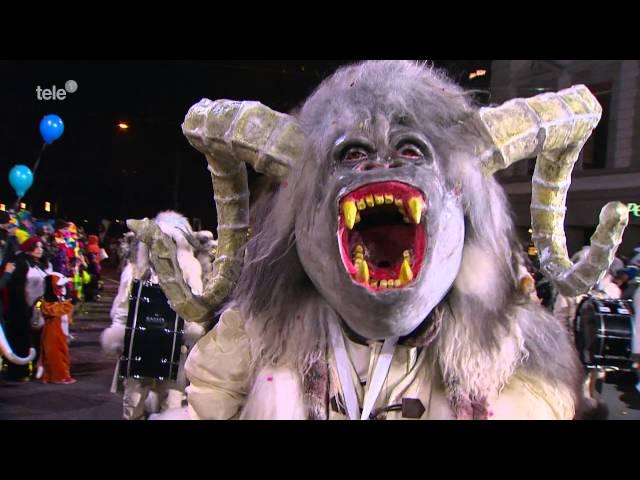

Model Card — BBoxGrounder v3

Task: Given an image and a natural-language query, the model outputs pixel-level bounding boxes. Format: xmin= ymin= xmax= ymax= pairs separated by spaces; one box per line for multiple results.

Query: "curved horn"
xmin=476 ymin=85 xmax=629 ymax=296
xmin=146 ymin=99 xmax=304 ymax=321
xmin=0 ymin=323 xmax=36 ymax=365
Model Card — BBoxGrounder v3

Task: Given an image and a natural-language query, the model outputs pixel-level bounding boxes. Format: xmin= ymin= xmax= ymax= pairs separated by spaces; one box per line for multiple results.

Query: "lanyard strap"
xmin=329 ymin=319 xmax=398 ymax=420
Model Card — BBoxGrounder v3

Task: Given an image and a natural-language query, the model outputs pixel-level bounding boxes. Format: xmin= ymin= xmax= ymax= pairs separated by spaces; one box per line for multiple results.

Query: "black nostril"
xmin=359 ymin=161 xmax=384 ymax=171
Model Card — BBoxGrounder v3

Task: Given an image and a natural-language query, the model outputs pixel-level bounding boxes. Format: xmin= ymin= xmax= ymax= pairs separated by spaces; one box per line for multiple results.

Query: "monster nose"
xmin=358 ymin=159 xmax=403 ymax=171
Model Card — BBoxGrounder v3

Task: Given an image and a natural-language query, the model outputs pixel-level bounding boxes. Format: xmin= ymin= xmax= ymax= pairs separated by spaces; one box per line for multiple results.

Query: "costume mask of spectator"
xmin=44 ymin=273 xmax=70 ymax=300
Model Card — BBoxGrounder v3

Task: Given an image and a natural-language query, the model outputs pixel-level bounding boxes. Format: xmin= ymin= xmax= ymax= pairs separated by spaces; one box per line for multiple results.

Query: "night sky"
xmin=0 ymin=60 xmax=491 ymax=234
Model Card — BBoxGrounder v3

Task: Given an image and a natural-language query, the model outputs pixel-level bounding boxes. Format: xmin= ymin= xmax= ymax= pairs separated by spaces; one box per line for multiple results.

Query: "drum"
xmin=575 ymin=297 xmax=634 ymax=371
xmin=119 ymin=279 xmax=184 ymax=381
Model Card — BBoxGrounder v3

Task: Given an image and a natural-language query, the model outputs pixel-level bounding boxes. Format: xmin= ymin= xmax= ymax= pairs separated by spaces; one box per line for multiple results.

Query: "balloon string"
xmin=13 ymin=142 xmax=47 ymax=207
xmin=32 ymin=142 xmax=47 ymax=176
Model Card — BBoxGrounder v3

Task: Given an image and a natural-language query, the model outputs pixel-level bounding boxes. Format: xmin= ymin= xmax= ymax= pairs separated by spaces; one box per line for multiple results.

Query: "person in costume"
xmin=14 ymin=210 xmax=34 ymax=246
xmin=0 ymin=261 xmax=36 ymax=367
xmin=84 ymin=235 xmax=102 ymax=301
xmin=39 ymin=273 xmax=76 ymax=384
xmin=131 ymin=61 xmax=628 ymax=420
xmin=100 ymin=211 xmax=214 ymax=420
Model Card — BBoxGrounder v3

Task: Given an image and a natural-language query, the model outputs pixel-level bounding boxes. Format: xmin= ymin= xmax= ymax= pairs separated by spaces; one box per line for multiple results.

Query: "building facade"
xmin=490 ymin=60 xmax=640 ymax=259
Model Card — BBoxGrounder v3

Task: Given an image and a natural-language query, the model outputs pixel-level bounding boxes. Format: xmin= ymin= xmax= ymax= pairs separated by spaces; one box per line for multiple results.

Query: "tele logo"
xmin=36 ymin=80 xmax=78 ymax=101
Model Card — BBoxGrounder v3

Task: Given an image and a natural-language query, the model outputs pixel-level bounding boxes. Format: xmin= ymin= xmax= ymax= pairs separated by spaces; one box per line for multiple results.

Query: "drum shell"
xmin=119 ymin=280 xmax=184 ymax=381
xmin=575 ymin=297 xmax=634 ymax=371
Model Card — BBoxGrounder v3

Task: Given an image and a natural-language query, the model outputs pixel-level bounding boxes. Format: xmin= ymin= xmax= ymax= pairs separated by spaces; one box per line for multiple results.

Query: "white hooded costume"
xmin=100 ymin=211 xmax=215 ymax=420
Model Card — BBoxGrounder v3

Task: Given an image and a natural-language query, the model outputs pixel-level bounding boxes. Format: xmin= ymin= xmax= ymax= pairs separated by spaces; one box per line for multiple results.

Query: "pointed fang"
xmin=407 ymin=197 xmax=423 ymax=224
xmin=400 ymin=259 xmax=413 ymax=285
xmin=356 ymin=260 xmax=370 ymax=284
xmin=343 ymin=201 xmax=357 ymax=230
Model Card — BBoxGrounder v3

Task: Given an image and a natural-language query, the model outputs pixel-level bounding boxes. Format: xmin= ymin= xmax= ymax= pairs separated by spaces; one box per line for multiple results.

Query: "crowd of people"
xmin=0 ymin=208 xmax=107 ymax=384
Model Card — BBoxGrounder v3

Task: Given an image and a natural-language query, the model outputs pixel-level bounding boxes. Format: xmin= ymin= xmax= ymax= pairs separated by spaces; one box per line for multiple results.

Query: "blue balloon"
xmin=39 ymin=114 xmax=64 ymax=144
xmin=8 ymin=165 xmax=34 ymax=198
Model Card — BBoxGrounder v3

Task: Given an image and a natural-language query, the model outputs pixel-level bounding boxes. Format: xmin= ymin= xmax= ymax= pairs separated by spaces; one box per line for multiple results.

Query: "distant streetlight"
xmin=44 ymin=201 xmax=51 ymax=212
xmin=0 ymin=204 xmax=5 ymax=211
xmin=19 ymin=202 xmax=26 ymax=210
xmin=117 ymin=122 xmax=130 ymax=130
xmin=469 ymin=69 xmax=487 ymax=80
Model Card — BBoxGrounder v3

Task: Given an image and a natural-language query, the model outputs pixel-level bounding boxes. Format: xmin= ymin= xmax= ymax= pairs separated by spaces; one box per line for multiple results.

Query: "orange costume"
xmin=39 ymin=274 xmax=76 ymax=384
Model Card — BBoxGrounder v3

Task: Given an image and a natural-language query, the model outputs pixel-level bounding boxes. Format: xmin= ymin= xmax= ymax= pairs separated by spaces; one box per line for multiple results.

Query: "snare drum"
xmin=119 ymin=279 xmax=184 ymax=381
xmin=575 ymin=297 xmax=634 ymax=371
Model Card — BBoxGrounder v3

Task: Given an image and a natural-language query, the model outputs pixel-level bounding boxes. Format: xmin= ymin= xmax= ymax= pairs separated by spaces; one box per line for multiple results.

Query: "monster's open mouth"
xmin=338 ymin=181 xmax=426 ymax=291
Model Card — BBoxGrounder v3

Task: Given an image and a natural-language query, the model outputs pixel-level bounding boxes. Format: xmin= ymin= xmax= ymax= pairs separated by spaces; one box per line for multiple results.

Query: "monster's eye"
xmin=342 ymin=147 xmax=369 ymax=163
xmin=397 ymin=143 xmax=423 ymax=160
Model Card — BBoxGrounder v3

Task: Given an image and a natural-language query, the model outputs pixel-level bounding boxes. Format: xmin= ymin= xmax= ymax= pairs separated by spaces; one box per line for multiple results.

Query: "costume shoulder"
xmin=110 ymin=263 xmax=134 ymax=323
xmin=185 ymin=308 xmax=252 ymax=420
xmin=41 ymin=299 xmax=73 ymax=317
xmin=491 ymin=373 xmax=575 ymax=420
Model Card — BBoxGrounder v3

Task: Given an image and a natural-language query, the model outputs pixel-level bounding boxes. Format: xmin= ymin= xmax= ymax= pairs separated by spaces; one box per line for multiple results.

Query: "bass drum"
xmin=119 ymin=279 xmax=184 ymax=381
xmin=575 ymin=296 xmax=634 ymax=372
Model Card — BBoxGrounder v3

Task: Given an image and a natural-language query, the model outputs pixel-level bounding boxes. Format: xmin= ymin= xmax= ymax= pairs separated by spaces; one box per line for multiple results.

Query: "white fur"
xmin=454 ymin=242 xmax=503 ymax=301
xmin=436 ymin=309 xmax=528 ymax=399
xmin=100 ymin=323 xmax=126 ymax=357
xmin=239 ymin=367 xmax=307 ymax=420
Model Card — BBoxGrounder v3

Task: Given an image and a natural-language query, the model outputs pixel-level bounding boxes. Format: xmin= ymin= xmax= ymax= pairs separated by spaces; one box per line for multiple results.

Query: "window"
xmin=580 ymin=82 xmax=611 ymax=170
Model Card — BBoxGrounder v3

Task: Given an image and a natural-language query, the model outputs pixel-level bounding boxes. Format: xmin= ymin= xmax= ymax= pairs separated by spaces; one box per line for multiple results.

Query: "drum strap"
xmin=126 ymin=280 xmax=144 ymax=378
xmin=168 ymin=311 xmax=180 ymax=380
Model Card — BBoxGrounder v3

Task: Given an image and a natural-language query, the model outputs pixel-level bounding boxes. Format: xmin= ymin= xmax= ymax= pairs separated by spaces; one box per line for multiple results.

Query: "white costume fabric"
xmin=25 ymin=261 xmax=53 ymax=329
xmin=100 ymin=212 xmax=211 ymax=420
xmin=184 ymin=309 xmax=575 ymax=420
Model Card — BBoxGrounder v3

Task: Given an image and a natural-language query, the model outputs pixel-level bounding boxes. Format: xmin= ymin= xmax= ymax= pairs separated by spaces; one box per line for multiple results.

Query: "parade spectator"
xmin=84 ymin=235 xmax=102 ymax=302
xmin=616 ymin=263 xmax=639 ymax=300
xmin=39 ymin=273 xmax=76 ymax=384
xmin=0 ymin=213 xmax=21 ymax=265
xmin=14 ymin=211 xmax=34 ymax=245
xmin=4 ymin=236 xmax=49 ymax=381
xmin=629 ymin=246 xmax=640 ymax=267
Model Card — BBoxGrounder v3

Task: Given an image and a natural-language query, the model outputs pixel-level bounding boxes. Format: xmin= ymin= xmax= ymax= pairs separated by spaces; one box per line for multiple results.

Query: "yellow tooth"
xmin=407 ymin=197 xmax=423 ymax=224
xmin=385 ymin=194 xmax=394 ymax=204
xmin=374 ymin=195 xmax=384 ymax=205
xmin=355 ymin=212 xmax=361 ymax=223
xmin=355 ymin=252 xmax=364 ymax=260
xmin=380 ymin=280 xmax=388 ymax=289
xmin=369 ymin=279 xmax=378 ymax=288
xmin=395 ymin=198 xmax=403 ymax=208
xmin=355 ymin=245 xmax=364 ymax=254
xmin=399 ymin=259 xmax=413 ymax=285
xmin=393 ymin=279 xmax=401 ymax=288
xmin=343 ymin=201 xmax=357 ymax=230
xmin=402 ymin=216 xmax=411 ymax=224
xmin=403 ymin=250 xmax=411 ymax=261
xmin=365 ymin=195 xmax=374 ymax=207
xmin=356 ymin=259 xmax=369 ymax=283
xmin=357 ymin=199 xmax=366 ymax=210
